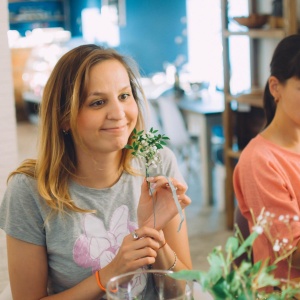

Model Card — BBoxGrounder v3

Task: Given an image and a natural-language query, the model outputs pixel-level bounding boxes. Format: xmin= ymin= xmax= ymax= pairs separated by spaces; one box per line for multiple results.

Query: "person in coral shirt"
xmin=234 ymin=34 xmax=300 ymax=281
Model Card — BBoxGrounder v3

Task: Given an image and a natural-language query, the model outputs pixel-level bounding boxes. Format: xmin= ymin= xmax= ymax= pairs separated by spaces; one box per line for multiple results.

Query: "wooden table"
xmin=178 ymin=92 xmax=224 ymax=207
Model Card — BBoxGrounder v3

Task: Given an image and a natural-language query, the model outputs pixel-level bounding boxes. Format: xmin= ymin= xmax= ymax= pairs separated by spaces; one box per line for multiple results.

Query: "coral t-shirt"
xmin=234 ymin=134 xmax=300 ymax=279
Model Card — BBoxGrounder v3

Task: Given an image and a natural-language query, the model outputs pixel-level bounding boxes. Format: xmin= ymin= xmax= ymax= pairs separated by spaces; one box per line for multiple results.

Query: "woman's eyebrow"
xmin=87 ymin=85 xmax=131 ymax=97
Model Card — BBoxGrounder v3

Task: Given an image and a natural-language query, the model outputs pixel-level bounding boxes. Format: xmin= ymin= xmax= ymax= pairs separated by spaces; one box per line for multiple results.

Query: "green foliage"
xmin=170 ymin=227 xmax=300 ymax=299
xmin=125 ymin=127 xmax=170 ymax=175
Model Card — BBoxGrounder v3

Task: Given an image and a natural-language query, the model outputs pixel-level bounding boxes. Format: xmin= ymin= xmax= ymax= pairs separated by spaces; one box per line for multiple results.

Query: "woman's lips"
xmin=101 ymin=125 xmax=127 ymax=132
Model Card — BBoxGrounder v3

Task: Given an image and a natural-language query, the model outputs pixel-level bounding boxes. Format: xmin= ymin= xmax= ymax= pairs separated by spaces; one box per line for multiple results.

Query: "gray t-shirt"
xmin=0 ymin=147 xmax=184 ymax=295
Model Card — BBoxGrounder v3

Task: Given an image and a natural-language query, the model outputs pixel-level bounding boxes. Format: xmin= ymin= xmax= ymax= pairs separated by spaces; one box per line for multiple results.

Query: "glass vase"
xmin=106 ymin=269 xmax=193 ymax=300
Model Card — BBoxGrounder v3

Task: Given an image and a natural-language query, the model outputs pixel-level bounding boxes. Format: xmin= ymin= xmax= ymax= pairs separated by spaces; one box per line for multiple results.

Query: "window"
xmin=186 ymin=0 xmax=250 ymax=93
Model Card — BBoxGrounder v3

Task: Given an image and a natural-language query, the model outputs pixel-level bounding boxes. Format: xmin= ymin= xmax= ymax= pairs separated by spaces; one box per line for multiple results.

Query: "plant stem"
xmin=146 ymin=167 xmax=156 ymax=229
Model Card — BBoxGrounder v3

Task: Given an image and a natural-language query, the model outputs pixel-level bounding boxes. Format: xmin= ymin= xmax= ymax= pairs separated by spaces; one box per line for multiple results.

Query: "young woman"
xmin=0 ymin=44 xmax=192 ymax=299
xmin=234 ymin=34 xmax=300 ymax=280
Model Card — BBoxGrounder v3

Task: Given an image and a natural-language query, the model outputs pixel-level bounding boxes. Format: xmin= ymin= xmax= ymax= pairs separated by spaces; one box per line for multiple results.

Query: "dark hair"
xmin=264 ymin=34 xmax=300 ymax=125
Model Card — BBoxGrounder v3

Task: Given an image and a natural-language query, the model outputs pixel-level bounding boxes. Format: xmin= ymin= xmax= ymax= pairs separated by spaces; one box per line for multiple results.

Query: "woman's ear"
xmin=268 ymin=76 xmax=280 ymax=102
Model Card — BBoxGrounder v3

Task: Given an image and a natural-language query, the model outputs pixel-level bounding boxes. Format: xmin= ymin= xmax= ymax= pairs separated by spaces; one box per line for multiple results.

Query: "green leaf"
xmin=250 ymin=260 xmax=262 ymax=274
xmin=160 ymin=141 xmax=167 ymax=146
xmin=169 ymin=270 xmax=202 ymax=282
xmin=162 ymin=136 xmax=170 ymax=140
xmin=211 ymin=277 xmax=228 ymax=298
xmin=124 ymin=145 xmax=133 ymax=149
xmin=234 ymin=232 xmax=258 ymax=259
xmin=225 ymin=236 xmax=239 ymax=256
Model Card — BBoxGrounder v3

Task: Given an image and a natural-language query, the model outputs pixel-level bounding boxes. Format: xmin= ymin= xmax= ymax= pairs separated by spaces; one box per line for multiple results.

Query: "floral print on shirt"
xmin=73 ymin=205 xmax=147 ymax=295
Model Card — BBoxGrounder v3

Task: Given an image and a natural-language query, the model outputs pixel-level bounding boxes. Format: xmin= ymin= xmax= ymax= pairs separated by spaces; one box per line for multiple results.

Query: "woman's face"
xmin=275 ymin=76 xmax=300 ymax=127
xmin=75 ymin=59 xmax=138 ymax=156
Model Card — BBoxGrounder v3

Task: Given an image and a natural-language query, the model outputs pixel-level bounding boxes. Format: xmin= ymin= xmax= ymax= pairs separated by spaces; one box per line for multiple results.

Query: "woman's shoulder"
xmin=240 ymin=134 xmax=299 ymax=160
xmin=7 ymin=172 xmax=37 ymax=192
xmin=158 ymin=146 xmax=176 ymax=160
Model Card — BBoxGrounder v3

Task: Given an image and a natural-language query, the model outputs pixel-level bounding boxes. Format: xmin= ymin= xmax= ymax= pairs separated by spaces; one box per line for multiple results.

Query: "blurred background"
xmin=2 ymin=0 xmax=300 ymax=296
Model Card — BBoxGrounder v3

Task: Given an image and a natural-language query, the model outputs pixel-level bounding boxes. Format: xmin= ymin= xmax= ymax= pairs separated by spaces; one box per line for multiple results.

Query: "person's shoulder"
xmin=237 ymin=134 xmax=290 ymax=177
xmin=159 ymin=146 xmax=176 ymax=160
xmin=240 ymin=134 xmax=274 ymax=159
xmin=7 ymin=172 xmax=36 ymax=190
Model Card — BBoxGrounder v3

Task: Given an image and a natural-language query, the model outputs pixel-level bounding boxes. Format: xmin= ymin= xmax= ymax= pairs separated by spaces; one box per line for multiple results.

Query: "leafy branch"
xmin=125 ymin=127 xmax=170 ymax=177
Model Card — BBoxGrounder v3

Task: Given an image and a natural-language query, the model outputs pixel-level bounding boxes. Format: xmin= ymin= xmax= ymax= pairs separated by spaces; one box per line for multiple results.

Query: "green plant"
xmin=125 ymin=127 xmax=170 ymax=177
xmin=125 ymin=127 xmax=172 ymax=229
xmin=171 ymin=209 xmax=300 ymax=300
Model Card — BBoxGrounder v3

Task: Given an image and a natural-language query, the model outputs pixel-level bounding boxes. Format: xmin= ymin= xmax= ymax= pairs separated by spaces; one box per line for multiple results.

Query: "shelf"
xmin=221 ymin=0 xmax=298 ymax=230
xmin=9 ymin=0 xmax=62 ymax=2
xmin=223 ymin=28 xmax=285 ymax=39
xmin=225 ymin=91 xmax=264 ymax=108
xmin=10 ymin=16 xmax=64 ymax=24
xmin=226 ymin=149 xmax=241 ymax=159
xmin=8 ymin=0 xmax=69 ymax=35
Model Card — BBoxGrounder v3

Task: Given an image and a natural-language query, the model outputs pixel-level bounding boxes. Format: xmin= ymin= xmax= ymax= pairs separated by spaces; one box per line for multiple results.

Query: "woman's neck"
xmin=73 ymin=151 xmax=123 ymax=189
xmin=261 ymin=118 xmax=300 ymax=153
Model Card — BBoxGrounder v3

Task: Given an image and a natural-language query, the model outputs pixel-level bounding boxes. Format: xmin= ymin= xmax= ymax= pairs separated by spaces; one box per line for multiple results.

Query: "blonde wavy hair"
xmin=10 ymin=44 xmax=147 ymax=213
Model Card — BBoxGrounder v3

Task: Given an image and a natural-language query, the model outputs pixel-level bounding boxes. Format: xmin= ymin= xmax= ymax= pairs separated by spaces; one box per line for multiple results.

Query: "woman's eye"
xmin=90 ymin=99 xmax=105 ymax=107
xmin=120 ymin=93 xmax=130 ymax=101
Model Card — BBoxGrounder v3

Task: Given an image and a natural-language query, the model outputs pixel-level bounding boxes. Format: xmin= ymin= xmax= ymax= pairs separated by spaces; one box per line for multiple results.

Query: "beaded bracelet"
xmin=154 ymin=251 xmax=177 ymax=276
xmin=168 ymin=251 xmax=177 ymax=271
xmin=95 ymin=270 xmax=106 ymax=292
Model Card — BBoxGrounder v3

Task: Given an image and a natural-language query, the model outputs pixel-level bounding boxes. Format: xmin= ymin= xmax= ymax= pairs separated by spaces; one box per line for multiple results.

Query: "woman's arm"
xmin=151 ymin=213 xmax=192 ymax=271
xmin=7 ymin=235 xmax=104 ymax=300
xmin=7 ymin=225 xmax=164 ymax=300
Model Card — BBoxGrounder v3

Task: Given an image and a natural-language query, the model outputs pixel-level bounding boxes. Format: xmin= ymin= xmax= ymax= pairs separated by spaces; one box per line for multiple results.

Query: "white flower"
xmin=126 ymin=128 xmax=169 ymax=175
xmin=253 ymin=225 xmax=263 ymax=235
xmin=279 ymin=215 xmax=284 ymax=221
xmin=215 ymin=246 xmax=222 ymax=251
xmin=273 ymin=240 xmax=280 ymax=252
xmin=293 ymin=215 xmax=300 ymax=221
xmin=257 ymin=215 xmax=263 ymax=222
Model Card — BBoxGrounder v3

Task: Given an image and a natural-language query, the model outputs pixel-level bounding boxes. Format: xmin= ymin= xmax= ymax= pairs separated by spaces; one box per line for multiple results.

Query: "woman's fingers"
xmin=147 ymin=176 xmax=187 ymax=193
xmin=177 ymin=194 xmax=192 ymax=207
xmin=124 ymin=228 xmax=163 ymax=262
xmin=130 ymin=227 xmax=163 ymax=245
xmin=147 ymin=176 xmax=190 ymax=208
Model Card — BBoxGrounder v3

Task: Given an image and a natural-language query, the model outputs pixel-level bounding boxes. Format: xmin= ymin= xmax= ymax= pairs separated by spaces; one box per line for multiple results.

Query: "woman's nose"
xmin=107 ymin=99 xmax=126 ymax=120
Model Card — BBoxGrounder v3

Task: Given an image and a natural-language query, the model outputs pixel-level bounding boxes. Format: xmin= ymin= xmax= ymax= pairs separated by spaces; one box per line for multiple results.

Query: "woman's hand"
xmin=101 ymin=226 xmax=163 ymax=284
xmin=137 ymin=176 xmax=191 ymax=230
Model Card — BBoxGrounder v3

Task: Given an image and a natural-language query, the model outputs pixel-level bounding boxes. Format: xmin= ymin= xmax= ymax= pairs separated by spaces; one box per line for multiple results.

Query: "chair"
xmin=155 ymin=95 xmax=200 ymax=182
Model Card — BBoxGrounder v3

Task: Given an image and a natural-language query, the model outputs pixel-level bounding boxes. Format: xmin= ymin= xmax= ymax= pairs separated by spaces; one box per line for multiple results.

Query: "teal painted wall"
xmin=70 ymin=0 xmax=188 ymax=75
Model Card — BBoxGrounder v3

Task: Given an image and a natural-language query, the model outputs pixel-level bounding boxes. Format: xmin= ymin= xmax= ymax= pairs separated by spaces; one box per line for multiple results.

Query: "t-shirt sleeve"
xmin=0 ymin=174 xmax=46 ymax=246
xmin=154 ymin=147 xmax=186 ymax=185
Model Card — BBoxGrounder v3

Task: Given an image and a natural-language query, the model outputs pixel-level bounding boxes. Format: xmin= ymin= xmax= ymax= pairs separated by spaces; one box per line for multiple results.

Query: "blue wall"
xmin=70 ymin=0 xmax=188 ymax=76
xmin=117 ymin=0 xmax=187 ymax=76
